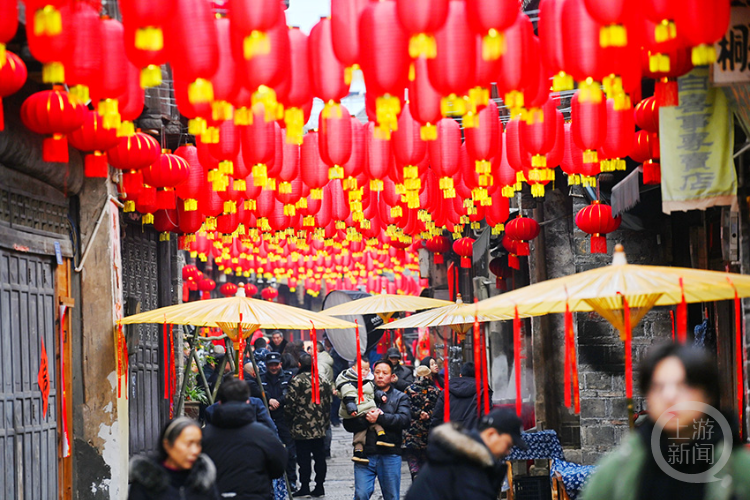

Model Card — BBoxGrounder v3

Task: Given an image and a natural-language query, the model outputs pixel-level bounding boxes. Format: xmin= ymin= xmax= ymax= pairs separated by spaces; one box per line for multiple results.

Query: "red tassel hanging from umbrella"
xmin=513 ymin=305 xmax=522 ymax=417
xmin=355 ymin=319 xmax=364 ymax=404
xmin=670 ymin=310 xmax=676 ymax=342
xmin=564 ymin=302 xmax=573 ymax=408
xmin=163 ymin=320 xmax=169 ymax=399
xmin=447 ymin=261 xmax=456 ymax=301
xmin=728 ymin=278 xmax=745 ymax=441
xmin=481 ymin=324 xmax=490 ymax=415
xmin=619 ymin=293 xmax=633 ymax=402
xmin=474 ymin=299 xmax=482 ymax=419
xmin=238 ymin=314 xmax=245 ymax=381
xmin=443 ymin=336 xmax=450 ymax=423
xmin=311 ymin=322 xmax=320 ymax=404
xmin=169 ymin=323 xmax=175 ymax=417
xmin=677 ymin=277 xmax=687 ymax=344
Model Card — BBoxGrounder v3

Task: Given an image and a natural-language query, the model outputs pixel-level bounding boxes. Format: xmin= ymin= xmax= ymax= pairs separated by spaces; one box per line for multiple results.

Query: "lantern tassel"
xmin=513 ymin=306 xmax=522 ymax=417
xmin=244 ymin=30 xmax=271 ymax=59
xmin=443 ymin=335 xmax=450 ymax=423
xmin=84 ymin=153 xmax=109 ymax=178
xmin=620 ymin=293 xmax=633 ymax=400
xmin=409 ymin=33 xmax=437 ymax=59
xmin=590 ymin=235 xmax=607 ymax=254
xmin=355 ymin=319 xmax=364 ymax=404
xmin=43 ymin=134 xmax=69 ymax=163
xmin=474 ymin=300 xmax=482 ymax=420
xmin=677 ymin=277 xmax=687 ymax=344
xmin=141 ymin=65 xmax=163 ymax=88
xmin=655 ymin=79 xmax=679 ymax=107
xmin=508 ymin=253 xmax=520 ymax=270
xmin=481 ymin=326 xmax=490 ymax=415
xmin=728 ymin=279 xmax=745 ymax=440
xmin=482 ymin=29 xmax=505 ymax=60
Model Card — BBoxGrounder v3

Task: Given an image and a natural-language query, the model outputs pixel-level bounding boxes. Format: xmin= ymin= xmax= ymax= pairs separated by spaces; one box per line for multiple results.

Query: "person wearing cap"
xmin=403 ymin=364 xmax=441 ymax=479
xmin=386 ymin=347 xmax=414 ymax=392
xmin=254 ymin=351 xmax=298 ymax=491
xmin=430 ymin=362 xmax=492 ymax=431
xmin=405 ymin=408 xmax=526 ymax=500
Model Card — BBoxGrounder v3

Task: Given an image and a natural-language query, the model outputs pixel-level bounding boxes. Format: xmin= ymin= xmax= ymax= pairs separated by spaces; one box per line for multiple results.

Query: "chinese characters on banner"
xmin=38 ymin=338 xmax=50 ymax=418
xmin=714 ymin=3 xmax=750 ymax=85
xmin=660 ymin=67 xmax=738 ymax=214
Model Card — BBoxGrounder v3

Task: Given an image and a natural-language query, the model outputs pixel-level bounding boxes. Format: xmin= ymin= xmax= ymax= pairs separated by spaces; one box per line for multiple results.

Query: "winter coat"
xmin=404 ymin=423 xmax=505 ymax=500
xmin=270 ymin=339 xmax=288 ymax=354
xmin=430 ymin=376 xmax=492 ymax=430
xmin=201 ymin=402 xmax=287 ymax=500
xmin=259 ymin=369 xmax=294 ymax=427
xmin=284 ymin=370 xmax=333 ymax=440
xmin=128 ymin=454 xmax=220 ymax=500
xmin=403 ymin=377 xmax=441 ymax=451
xmin=580 ymin=423 xmax=750 ymax=500
xmin=343 ymin=386 xmax=411 ymax=456
xmin=392 ymin=363 xmax=415 ymax=392
xmin=204 ymin=396 xmax=276 ymax=432
xmin=318 ymin=350 xmax=335 ymax=385
xmin=336 ymin=367 xmax=377 ymax=418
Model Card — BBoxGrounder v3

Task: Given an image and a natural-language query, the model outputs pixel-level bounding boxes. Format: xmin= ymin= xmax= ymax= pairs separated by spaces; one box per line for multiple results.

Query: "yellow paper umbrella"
xmin=454 ymin=244 xmax=750 ymax=427
xmin=120 ymin=295 xmax=357 ymax=336
xmin=380 ymin=294 xmax=508 ymax=336
xmin=323 ymin=289 xmax=453 ymax=322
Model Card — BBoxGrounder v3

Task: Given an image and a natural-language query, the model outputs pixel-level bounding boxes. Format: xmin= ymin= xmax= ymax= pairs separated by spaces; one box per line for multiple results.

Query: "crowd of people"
xmin=127 ymin=333 xmax=750 ymax=500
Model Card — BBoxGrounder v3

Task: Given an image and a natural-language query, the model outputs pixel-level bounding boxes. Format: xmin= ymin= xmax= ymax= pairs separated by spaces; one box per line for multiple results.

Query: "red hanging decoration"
xmin=480 ymin=325 xmax=490 ymax=415
xmin=443 ymin=334 xmax=450 ymax=423
xmin=0 ymin=52 xmax=27 ymax=132
xmin=68 ymin=108 xmax=120 ymax=178
xmin=575 ymin=201 xmax=622 ymax=254
xmin=513 ymin=306 xmax=522 ymax=417
xmin=355 ymin=319 xmax=364 ymax=404
xmin=677 ymin=277 xmax=687 ymax=344
xmin=505 ymin=217 xmax=540 ymax=256
xmin=564 ymin=302 xmax=573 ymax=408
xmin=311 ymin=322 xmax=320 ymax=405
xmin=21 ymin=87 xmax=86 ymax=163
xmin=452 ymin=237 xmax=475 ymax=268
xmin=728 ymin=280 xmax=745 ymax=440
xmin=0 ymin=0 xmax=18 ymax=69
xmin=474 ymin=300 xmax=482 ymax=419
xmin=620 ymin=293 xmax=633 ymax=402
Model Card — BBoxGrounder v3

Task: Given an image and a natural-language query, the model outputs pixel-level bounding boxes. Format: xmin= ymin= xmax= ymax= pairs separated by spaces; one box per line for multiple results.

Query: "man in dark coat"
xmin=204 ymin=375 xmax=276 ymax=432
xmin=406 ymin=408 xmax=526 ymax=500
xmin=201 ymin=379 xmax=288 ymax=500
xmin=269 ymin=330 xmax=288 ymax=354
xmin=431 ymin=362 xmax=493 ymax=430
xmin=344 ymin=360 xmax=411 ymax=500
xmin=386 ymin=347 xmax=414 ymax=392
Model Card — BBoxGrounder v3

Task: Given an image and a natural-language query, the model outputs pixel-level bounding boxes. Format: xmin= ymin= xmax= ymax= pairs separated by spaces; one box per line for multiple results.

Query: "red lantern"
xmin=496 ymin=14 xmax=535 ymax=111
xmin=392 ymin=102 xmax=427 ymax=192
xmin=319 ymin=103 xmax=352 ymax=180
xmin=92 ymin=18 xmax=129 ymax=130
xmin=466 ymin=0 xmax=518 ymax=60
xmin=174 ymin=144 xmax=205 ymax=211
xmin=242 ymin=104 xmax=276 ymax=186
xmin=21 ymin=87 xmax=85 ymax=163
xmin=493 ymin=131 xmax=519 ymax=197
xmin=68 ymin=109 xmax=120 ymax=178
xmin=452 ymin=237 xmax=475 ymax=268
xmin=488 ymin=257 xmax=509 ymax=290
xmin=359 ymin=0 xmax=410 ymax=137
xmin=220 ymin=282 xmax=239 ymax=297
xmin=409 ymin=57 xmax=443 ymax=141
xmin=245 ymin=282 xmax=258 ymax=297
xmin=571 ymin=90 xmax=607 ymax=164
xmin=0 ymin=0 xmax=17 ymax=68
xmin=562 ymin=0 xmax=608 ymax=103
xmin=520 ymin=97 xmax=556 ymax=182
xmin=425 ymin=235 xmax=451 ymax=264
xmin=0 ymin=52 xmax=27 ymax=131
xmin=166 ymin=0 xmax=218 ymax=105
xmin=677 ymin=1 xmax=729 ymax=66
xmin=118 ymin=60 xmax=146 ymax=136
xmin=575 ymin=201 xmax=622 ymax=253
xmin=120 ymin=0 xmax=173 ymax=86
xmin=228 ymin=0 xmax=280 ymax=60
xmin=331 ymin=0 xmax=368 ymax=71
xmin=582 ymin=0 xmax=630 ymax=47
xmin=107 ymin=131 xmax=161 ymax=171
xmin=364 ymin=122 xmax=393 ymax=192
xmin=65 ymin=3 xmax=102 ymax=103
xmin=396 ymin=0 xmax=448 ymax=59
xmin=465 ymin=98 xmax=501 ymax=178
xmin=429 ymin=118 xmax=461 ymax=198
xmin=210 ymin=17 xmax=240 ymax=122
xmin=539 ymin=0 xmax=572 ymax=91
xmin=142 ymin=151 xmax=191 ymax=210
xmin=427 ymin=0 xmax=476 ymax=117
xmin=600 ymin=98 xmax=634 ymax=172
xmin=634 ymin=96 xmax=659 ymax=133
xmin=505 ymin=217 xmax=540 ymax=256
xmin=283 ymin=27 xmax=314 ymax=144
xmin=261 ymin=286 xmax=278 ymax=301
xmin=546 ymin=109 xmax=566 ymax=170
xmin=301 ymin=131 xmax=329 ymax=199
xmin=25 ymin=2 xmax=71 ymax=84
xmin=309 ymin=18 xmax=348 ymax=116
xmin=208 ymin=119 xmax=241 ymax=181
xmin=198 ymin=278 xmax=216 ymax=299
xmin=177 ymin=202 xmax=205 ymax=235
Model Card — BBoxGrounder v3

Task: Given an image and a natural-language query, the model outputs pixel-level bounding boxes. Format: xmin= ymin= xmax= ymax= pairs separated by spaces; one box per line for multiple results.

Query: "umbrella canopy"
xmin=119 ymin=295 xmax=356 ymax=338
xmin=379 ymin=294 xmax=507 ymax=334
xmin=455 ymin=244 xmax=750 ymax=324
xmin=323 ymin=290 xmax=452 ymax=321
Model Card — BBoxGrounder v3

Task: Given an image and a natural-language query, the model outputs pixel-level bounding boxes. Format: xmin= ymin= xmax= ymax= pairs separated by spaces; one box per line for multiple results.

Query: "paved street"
xmin=316 ymin=425 xmax=412 ymax=500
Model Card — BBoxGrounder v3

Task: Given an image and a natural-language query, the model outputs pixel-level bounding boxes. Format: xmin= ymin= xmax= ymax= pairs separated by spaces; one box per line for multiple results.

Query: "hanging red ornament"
xmin=452 ymin=237 xmax=475 ymax=268
xmin=283 ymin=27 xmax=314 ymax=144
xmin=0 ymin=52 xmax=27 ymax=131
xmin=427 ymin=0 xmax=476 ymax=119
xmin=21 ymin=87 xmax=86 ymax=163
xmin=301 ymin=131 xmax=329 ymax=199
xmin=409 ymin=57 xmax=443 ymax=141
xmin=505 ymin=217 xmax=540 ymax=256
xmin=229 ymin=0 xmax=280 ymax=60
xmin=309 ymin=17 xmax=349 ymax=120
xmin=142 ymin=151 xmax=191 ymax=210
xmin=599 ymin=97 xmax=634 ymax=172
xmin=429 ymin=118 xmax=461 ymax=198
xmin=396 ymin=0 xmax=448 ymax=59
xmin=25 ymin=1 xmax=71 ymax=85
xmin=210 ymin=16 xmax=241 ymax=123
xmin=392 ymin=102 xmax=427 ymax=197
xmin=319 ymin=103 xmax=353 ymax=180
xmin=582 ymin=0 xmax=630 ymax=47
xmin=539 ymin=0 xmax=572 ymax=91
xmin=242 ymin=103 xmax=276 ymax=187
xmin=107 ymin=131 xmax=161 ymax=172
xmin=261 ymin=286 xmax=279 ymax=301
xmin=0 ymin=0 xmax=17 ymax=68
xmin=677 ymin=1 xmax=729 ymax=66
xmin=571 ymin=90 xmax=607 ymax=165
xmin=220 ymin=282 xmax=239 ymax=297
xmin=91 ymin=18 xmax=129 ymax=131
xmin=562 ymin=0 xmax=608 ymax=103
xmin=65 ymin=3 xmax=102 ymax=103
xmin=359 ymin=0 xmax=410 ymax=138
xmin=496 ymin=14 xmax=535 ymax=113
xmin=465 ymin=100 xmax=500 ymax=179
xmin=424 ymin=235 xmax=451 ymax=264
xmin=68 ymin=108 xmax=120 ymax=178
xmin=331 ymin=0 xmax=368 ymax=78
xmin=575 ymin=201 xmax=622 ymax=254
xmin=174 ymin=144 xmax=205 ymax=212
xmin=465 ymin=0 xmax=518 ymax=60
xmin=364 ymin=122 xmax=393 ymax=193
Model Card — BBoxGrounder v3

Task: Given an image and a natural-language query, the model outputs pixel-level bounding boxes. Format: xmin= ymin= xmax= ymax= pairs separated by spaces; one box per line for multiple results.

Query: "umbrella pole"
xmin=211 ymin=341 xmax=231 ymax=403
xmin=175 ymin=328 xmax=200 ymax=417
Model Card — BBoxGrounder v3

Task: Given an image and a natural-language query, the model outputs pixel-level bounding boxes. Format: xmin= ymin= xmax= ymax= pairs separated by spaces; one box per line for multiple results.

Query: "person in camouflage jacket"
xmin=284 ymin=354 xmax=333 ymax=497
xmin=403 ymin=365 xmax=441 ymax=479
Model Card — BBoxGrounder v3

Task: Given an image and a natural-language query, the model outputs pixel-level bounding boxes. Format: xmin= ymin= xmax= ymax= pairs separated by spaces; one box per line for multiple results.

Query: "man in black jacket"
xmin=406 ymin=408 xmax=526 ymax=500
xmin=386 ymin=348 xmax=414 ymax=392
xmin=344 ymin=360 xmax=411 ymax=500
xmin=431 ymin=362 xmax=493 ymax=430
xmin=202 ymin=378 xmax=288 ymax=500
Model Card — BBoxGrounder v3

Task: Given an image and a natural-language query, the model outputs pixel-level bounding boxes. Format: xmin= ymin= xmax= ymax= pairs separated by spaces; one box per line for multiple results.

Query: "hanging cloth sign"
xmin=38 ymin=337 xmax=50 ymax=418
xmin=59 ymin=304 xmax=71 ymax=457
xmin=660 ymin=67 xmax=738 ymax=214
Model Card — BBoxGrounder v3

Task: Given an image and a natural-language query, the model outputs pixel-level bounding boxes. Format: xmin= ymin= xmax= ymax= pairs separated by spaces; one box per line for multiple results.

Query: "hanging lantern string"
xmin=481 ymin=324 xmax=490 ymax=415
xmin=677 ymin=277 xmax=688 ymax=344
xmin=163 ymin=318 xmax=169 ymax=400
xmin=443 ymin=334 xmax=451 ymax=423
xmin=238 ymin=313 xmax=244 ymax=381
xmin=670 ymin=310 xmax=675 ymax=342
xmin=310 ymin=321 xmax=320 ymax=405
xmin=564 ymin=301 xmax=573 ymax=409
xmin=355 ymin=319 xmax=364 ymax=404
xmin=727 ymin=277 xmax=745 ymax=441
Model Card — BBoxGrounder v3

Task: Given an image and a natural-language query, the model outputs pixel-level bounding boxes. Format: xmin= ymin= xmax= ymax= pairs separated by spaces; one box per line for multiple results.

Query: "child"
xmin=335 ymin=359 xmax=393 ymax=463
